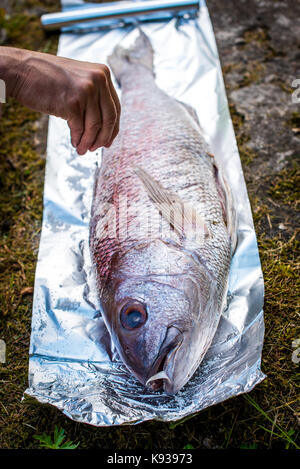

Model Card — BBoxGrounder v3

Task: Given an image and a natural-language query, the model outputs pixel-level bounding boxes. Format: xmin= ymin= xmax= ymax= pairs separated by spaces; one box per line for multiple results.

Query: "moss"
xmin=0 ymin=3 xmax=57 ymax=449
xmin=0 ymin=3 xmax=58 ymax=52
xmin=268 ymin=166 xmax=300 ymax=205
xmin=0 ymin=12 xmax=43 ymax=50
xmin=229 ymin=103 xmax=257 ymax=165
xmin=279 ymin=82 xmax=295 ymax=95
xmin=286 ymin=112 xmax=300 ymax=128
xmin=241 ymin=24 xmax=285 ymax=62
xmin=239 ymin=61 xmax=265 ymax=87
xmin=243 ymin=27 xmax=270 ymax=46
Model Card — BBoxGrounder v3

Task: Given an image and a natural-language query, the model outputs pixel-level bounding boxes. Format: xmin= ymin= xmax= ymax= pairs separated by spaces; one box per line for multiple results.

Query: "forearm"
xmin=0 ymin=46 xmax=28 ymax=98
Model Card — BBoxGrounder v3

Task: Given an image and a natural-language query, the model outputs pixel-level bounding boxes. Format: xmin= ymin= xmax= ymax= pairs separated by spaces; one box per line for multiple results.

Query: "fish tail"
xmin=108 ymin=29 xmax=154 ymax=85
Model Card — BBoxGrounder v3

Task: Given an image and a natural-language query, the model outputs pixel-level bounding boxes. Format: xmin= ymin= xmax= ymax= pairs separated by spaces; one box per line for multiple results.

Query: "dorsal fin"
xmin=213 ymin=161 xmax=237 ymax=253
xmin=176 ymin=100 xmax=201 ymax=127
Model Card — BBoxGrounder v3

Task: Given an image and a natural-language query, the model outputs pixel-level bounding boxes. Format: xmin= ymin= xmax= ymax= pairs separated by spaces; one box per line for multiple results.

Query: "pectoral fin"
xmin=133 ymin=166 xmax=209 ymax=243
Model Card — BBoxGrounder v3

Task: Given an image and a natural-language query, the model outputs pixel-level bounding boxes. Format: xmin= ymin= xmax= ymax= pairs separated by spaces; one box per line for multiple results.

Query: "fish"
xmin=89 ymin=31 xmax=236 ymax=394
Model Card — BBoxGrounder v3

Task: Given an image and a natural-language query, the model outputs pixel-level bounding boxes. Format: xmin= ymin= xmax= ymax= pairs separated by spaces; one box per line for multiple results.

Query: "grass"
xmin=243 ymin=395 xmax=299 ymax=449
xmin=0 ymin=0 xmax=299 ymax=450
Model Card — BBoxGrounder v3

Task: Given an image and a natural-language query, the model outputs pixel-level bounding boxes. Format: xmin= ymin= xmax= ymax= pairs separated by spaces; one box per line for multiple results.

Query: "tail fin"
xmin=108 ymin=30 xmax=154 ymax=85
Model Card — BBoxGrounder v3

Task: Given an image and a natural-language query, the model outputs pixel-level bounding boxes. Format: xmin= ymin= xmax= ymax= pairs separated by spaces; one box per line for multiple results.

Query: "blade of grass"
xmin=169 ymin=412 xmax=198 ymax=429
xmin=244 ymin=395 xmax=299 ymax=449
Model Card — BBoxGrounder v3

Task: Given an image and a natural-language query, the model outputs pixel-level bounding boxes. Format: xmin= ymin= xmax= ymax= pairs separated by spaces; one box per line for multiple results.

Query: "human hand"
xmin=0 ymin=47 xmax=120 ymax=154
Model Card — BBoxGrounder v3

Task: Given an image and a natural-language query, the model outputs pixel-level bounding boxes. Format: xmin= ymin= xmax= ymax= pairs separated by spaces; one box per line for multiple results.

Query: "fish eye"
xmin=120 ymin=302 xmax=148 ymax=330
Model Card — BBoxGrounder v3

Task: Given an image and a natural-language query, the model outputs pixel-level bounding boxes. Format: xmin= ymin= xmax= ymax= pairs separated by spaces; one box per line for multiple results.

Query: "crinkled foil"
xmin=24 ymin=1 xmax=265 ymax=426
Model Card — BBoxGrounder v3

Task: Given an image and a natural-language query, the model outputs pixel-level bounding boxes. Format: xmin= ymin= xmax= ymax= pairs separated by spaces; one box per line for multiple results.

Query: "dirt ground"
xmin=0 ymin=0 xmax=299 ymax=449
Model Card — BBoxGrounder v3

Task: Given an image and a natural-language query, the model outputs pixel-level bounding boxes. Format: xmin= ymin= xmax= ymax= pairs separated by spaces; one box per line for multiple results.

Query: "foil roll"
xmin=41 ymin=0 xmax=200 ymax=31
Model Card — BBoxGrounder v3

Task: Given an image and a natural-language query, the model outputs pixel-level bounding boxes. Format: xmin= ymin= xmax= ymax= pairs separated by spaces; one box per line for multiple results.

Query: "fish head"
xmin=101 ymin=258 xmax=219 ymax=394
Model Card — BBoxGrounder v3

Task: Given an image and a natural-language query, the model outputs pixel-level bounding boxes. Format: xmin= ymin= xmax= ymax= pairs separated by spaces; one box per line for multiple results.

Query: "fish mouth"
xmin=145 ymin=326 xmax=183 ymax=393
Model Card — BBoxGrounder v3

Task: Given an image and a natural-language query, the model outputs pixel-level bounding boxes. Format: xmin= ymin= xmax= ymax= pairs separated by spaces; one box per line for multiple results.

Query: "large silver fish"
xmin=89 ymin=31 xmax=236 ymax=394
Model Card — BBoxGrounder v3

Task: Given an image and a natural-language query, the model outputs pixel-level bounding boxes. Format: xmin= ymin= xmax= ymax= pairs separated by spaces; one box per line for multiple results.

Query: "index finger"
xmin=106 ymin=71 xmax=121 ymax=142
xmin=94 ymin=75 xmax=118 ymax=149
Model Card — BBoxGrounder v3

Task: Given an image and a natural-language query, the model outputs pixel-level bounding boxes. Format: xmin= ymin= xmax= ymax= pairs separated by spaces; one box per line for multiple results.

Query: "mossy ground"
xmin=0 ymin=0 xmax=299 ymax=450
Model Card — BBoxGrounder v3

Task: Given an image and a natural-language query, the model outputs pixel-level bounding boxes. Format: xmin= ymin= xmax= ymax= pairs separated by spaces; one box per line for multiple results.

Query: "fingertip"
xmin=71 ymin=131 xmax=78 ymax=148
xmin=68 ymin=121 xmax=83 ymax=149
xmin=89 ymin=144 xmax=99 ymax=152
xmin=73 ymin=136 xmax=80 ymax=148
xmin=76 ymin=145 xmax=86 ymax=155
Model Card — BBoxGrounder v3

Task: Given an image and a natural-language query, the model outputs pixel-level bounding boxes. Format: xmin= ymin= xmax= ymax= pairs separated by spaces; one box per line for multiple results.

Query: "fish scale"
xmin=89 ymin=31 xmax=234 ymax=393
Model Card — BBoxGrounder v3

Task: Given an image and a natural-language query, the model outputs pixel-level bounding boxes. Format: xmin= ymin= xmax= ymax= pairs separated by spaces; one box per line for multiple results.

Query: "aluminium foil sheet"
xmin=24 ymin=0 xmax=265 ymax=426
